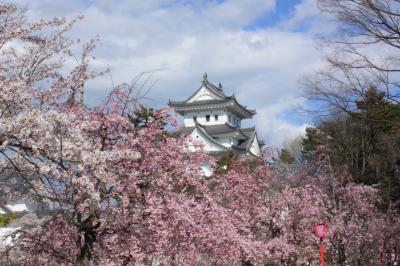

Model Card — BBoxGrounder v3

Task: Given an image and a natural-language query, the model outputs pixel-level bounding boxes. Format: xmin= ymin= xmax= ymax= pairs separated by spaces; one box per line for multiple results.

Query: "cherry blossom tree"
xmin=0 ymin=4 xmax=269 ymax=265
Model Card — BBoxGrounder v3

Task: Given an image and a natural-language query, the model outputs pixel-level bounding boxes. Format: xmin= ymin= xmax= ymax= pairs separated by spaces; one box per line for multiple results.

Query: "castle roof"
xmin=185 ymin=73 xmax=228 ymax=100
xmin=180 ymin=122 xmax=264 ymax=155
xmin=168 ymin=73 xmax=256 ymax=119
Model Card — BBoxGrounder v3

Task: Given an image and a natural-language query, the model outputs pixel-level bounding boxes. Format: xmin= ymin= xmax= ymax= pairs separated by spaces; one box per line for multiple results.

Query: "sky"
xmin=11 ymin=0 xmax=337 ymax=146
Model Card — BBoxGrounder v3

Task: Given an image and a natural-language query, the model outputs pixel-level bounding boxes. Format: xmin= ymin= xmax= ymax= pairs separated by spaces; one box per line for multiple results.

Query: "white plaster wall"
xmin=183 ymin=111 xmax=241 ymax=127
xmin=217 ymin=137 xmax=233 ymax=148
xmin=188 ymin=128 xmax=226 ymax=153
xmin=249 ymin=136 xmax=261 ymax=156
xmin=228 ymin=113 xmax=241 ymax=126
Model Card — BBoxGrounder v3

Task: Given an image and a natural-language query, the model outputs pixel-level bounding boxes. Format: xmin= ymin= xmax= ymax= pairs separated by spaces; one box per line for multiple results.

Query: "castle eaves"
xmin=168 ymin=97 xmax=256 ymax=118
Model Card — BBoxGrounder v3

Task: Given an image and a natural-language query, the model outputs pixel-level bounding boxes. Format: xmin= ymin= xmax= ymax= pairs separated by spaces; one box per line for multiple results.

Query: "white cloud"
xmin=255 ymin=99 xmax=309 ymax=145
xmin=281 ymin=0 xmax=337 ymax=34
xmin=204 ymin=0 xmax=276 ymax=29
xmin=283 ymin=0 xmax=320 ymax=28
xmin=9 ymin=0 xmax=330 ymax=145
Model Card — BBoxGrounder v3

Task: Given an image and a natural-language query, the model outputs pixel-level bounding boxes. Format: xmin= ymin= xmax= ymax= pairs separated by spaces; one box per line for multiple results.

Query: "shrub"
xmin=0 ymin=214 xmax=17 ymax=228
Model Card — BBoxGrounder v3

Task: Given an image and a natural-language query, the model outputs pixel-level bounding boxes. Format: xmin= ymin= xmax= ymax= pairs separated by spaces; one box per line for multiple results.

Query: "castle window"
xmin=206 ymin=115 xmax=210 ymax=122
xmin=215 ymin=114 xmax=218 ymax=121
xmin=193 ymin=116 xmax=197 ymax=122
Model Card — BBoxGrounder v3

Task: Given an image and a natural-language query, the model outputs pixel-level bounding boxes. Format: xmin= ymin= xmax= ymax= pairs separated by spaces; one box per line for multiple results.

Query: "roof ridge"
xmin=169 ymin=74 xmax=256 ymax=118
xmin=235 ymin=127 xmax=249 ymax=139
xmin=204 ymin=81 xmax=226 ymax=98
xmin=194 ymin=123 xmax=229 ymax=150
xmin=231 ymin=96 xmax=256 ymax=115
xmin=240 ymin=126 xmax=256 ymax=131
xmin=224 ymin=122 xmax=238 ymax=129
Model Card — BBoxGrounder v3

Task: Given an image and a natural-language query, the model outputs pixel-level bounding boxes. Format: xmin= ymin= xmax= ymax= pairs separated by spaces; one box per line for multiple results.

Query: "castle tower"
xmin=169 ymin=73 xmax=264 ymax=157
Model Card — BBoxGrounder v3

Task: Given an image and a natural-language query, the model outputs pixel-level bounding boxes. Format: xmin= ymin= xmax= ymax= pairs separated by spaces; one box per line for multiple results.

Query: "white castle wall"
xmin=249 ymin=136 xmax=261 ymax=156
xmin=183 ymin=111 xmax=241 ymax=127
xmin=188 ymin=128 xmax=226 ymax=153
xmin=218 ymin=137 xmax=233 ymax=148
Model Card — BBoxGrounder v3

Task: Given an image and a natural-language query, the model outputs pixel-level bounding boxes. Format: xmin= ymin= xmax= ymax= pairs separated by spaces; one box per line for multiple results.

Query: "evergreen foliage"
xmin=0 ymin=214 xmax=16 ymax=228
xmin=279 ymin=148 xmax=295 ymax=164
xmin=302 ymin=87 xmax=400 ymax=209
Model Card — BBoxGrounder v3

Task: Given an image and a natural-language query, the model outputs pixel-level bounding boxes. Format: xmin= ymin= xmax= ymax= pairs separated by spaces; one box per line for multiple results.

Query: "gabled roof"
xmin=185 ymin=73 xmax=227 ymax=102
xmin=237 ymin=127 xmax=264 ymax=147
xmin=168 ymin=73 xmax=256 ymax=118
xmin=192 ymin=123 xmax=229 ymax=151
xmin=169 ymin=95 xmax=256 ymax=118
xmin=202 ymin=122 xmax=242 ymax=136
xmin=232 ymin=130 xmax=260 ymax=157
xmin=181 ymin=122 xmax=261 ymax=156
xmin=169 ymin=97 xmax=233 ymax=107
xmin=238 ymin=126 xmax=255 ymax=137
xmin=181 ymin=122 xmax=252 ymax=138
xmin=234 ymin=130 xmax=255 ymax=151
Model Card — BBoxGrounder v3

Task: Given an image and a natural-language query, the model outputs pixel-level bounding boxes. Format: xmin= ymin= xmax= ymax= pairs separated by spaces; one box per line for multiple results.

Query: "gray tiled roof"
xmin=180 ymin=123 xmax=255 ymax=137
xmin=179 ymin=123 xmax=264 ymax=153
xmin=194 ymin=123 xmax=229 ymax=151
xmin=235 ymin=130 xmax=256 ymax=150
xmin=201 ymin=123 xmax=239 ymax=135
xmin=169 ymin=97 xmax=234 ymax=107
xmin=169 ymin=96 xmax=256 ymax=118
xmin=168 ymin=75 xmax=256 ymax=118
xmin=179 ymin=123 xmax=263 ymax=157
xmin=180 ymin=123 xmax=256 ymax=149
xmin=239 ymin=127 xmax=255 ymax=137
xmin=195 ymin=77 xmax=228 ymax=99
xmin=203 ymin=80 xmax=227 ymax=98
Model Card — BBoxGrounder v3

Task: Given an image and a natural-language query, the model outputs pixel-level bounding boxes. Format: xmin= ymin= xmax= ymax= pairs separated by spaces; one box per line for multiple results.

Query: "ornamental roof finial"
xmin=218 ymin=82 xmax=223 ymax=90
xmin=202 ymin=72 xmax=208 ymax=84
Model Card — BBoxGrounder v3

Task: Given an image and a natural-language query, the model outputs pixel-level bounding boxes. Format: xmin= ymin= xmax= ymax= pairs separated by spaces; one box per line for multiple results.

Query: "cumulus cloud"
xmin=281 ymin=0 xmax=336 ymax=34
xmin=255 ymin=99 xmax=310 ymax=145
xmin=9 ymin=0 xmax=331 ymax=145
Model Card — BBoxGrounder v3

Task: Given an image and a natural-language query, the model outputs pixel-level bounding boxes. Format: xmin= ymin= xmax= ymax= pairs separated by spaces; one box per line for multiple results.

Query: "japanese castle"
xmin=169 ymin=73 xmax=264 ymax=158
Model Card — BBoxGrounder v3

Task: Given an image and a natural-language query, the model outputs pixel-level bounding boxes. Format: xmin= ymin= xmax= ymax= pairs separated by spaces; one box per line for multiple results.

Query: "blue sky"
xmin=246 ymin=0 xmax=302 ymax=30
xmin=11 ymin=0 xmax=336 ymax=146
